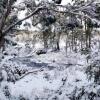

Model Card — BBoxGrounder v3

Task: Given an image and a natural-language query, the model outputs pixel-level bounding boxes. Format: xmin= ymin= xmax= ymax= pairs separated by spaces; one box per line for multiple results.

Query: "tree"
xmin=0 ymin=0 xmax=100 ymax=50
xmin=0 ymin=0 xmax=45 ymax=49
xmin=0 ymin=0 xmax=17 ymax=49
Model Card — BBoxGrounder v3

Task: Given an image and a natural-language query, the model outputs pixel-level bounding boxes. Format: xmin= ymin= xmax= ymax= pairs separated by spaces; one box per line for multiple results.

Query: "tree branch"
xmin=15 ymin=67 xmax=45 ymax=83
xmin=2 ymin=2 xmax=100 ymax=36
xmin=50 ymin=8 xmax=100 ymax=24
xmin=3 ymin=6 xmax=46 ymax=35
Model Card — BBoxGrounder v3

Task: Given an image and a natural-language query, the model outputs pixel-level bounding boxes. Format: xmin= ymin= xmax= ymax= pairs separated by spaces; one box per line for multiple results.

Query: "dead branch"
xmin=15 ymin=67 xmax=45 ymax=83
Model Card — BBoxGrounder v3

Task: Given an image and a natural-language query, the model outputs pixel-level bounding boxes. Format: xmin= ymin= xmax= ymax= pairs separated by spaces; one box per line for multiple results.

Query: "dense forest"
xmin=0 ymin=0 xmax=100 ymax=100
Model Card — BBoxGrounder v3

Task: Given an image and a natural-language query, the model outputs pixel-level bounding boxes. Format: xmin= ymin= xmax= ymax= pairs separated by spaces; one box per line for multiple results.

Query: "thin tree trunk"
xmin=0 ymin=35 xmax=5 ymax=51
xmin=56 ymin=32 xmax=61 ymax=50
xmin=43 ymin=32 xmax=48 ymax=49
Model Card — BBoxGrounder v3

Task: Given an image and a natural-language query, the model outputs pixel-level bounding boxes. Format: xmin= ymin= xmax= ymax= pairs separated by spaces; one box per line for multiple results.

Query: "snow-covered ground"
xmin=0 ymin=49 xmax=87 ymax=99
xmin=0 ymin=29 xmax=100 ymax=100
xmin=0 ymin=37 xmax=100 ymax=100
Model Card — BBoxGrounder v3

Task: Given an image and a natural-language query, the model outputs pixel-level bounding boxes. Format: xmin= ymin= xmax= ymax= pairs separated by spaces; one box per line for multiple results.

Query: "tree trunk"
xmin=56 ymin=32 xmax=61 ymax=50
xmin=43 ymin=32 xmax=48 ymax=49
xmin=0 ymin=35 xmax=5 ymax=51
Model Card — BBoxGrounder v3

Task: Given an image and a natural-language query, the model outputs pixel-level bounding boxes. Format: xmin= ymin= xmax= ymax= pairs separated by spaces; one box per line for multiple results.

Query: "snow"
xmin=0 ymin=31 xmax=98 ymax=99
xmin=10 ymin=72 xmax=60 ymax=96
xmin=0 ymin=46 xmax=90 ymax=99
xmin=1 ymin=0 xmax=100 ymax=99
xmin=1 ymin=30 xmax=100 ymax=99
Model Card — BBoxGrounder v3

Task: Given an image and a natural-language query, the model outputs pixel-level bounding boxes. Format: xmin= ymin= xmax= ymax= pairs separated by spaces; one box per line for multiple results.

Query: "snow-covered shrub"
xmin=2 ymin=85 xmax=11 ymax=99
xmin=0 ymin=65 xmax=28 ymax=83
xmin=18 ymin=95 xmax=29 ymax=100
xmin=86 ymin=60 xmax=100 ymax=84
xmin=80 ymin=48 xmax=91 ymax=55
xmin=67 ymin=86 xmax=100 ymax=100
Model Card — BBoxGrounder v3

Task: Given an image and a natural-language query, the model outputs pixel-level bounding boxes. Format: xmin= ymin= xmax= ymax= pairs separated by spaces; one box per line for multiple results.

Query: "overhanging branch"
xmin=2 ymin=2 xmax=100 ymax=36
xmin=3 ymin=6 xmax=47 ymax=35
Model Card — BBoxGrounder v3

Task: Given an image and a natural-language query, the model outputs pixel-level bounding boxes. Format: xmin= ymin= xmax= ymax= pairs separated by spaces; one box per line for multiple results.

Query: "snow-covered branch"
xmin=3 ymin=6 xmax=47 ymax=35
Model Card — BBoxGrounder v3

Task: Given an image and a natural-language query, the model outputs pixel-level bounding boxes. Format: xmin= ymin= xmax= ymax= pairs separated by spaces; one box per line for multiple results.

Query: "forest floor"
xmin=0 ymin=46 xmax=100 ymax=100
xmin=0 ymin=31 xmax=100 ymax=100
